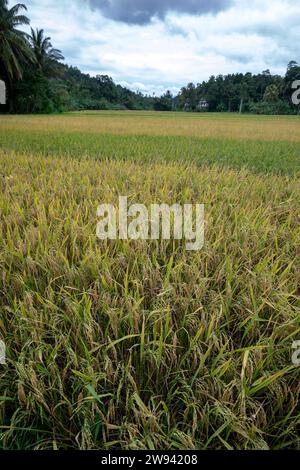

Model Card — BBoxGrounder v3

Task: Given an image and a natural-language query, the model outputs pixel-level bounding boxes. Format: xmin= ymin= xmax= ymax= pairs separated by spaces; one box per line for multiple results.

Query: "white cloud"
xmin=9 ymin=0 xmax=300 ymax=95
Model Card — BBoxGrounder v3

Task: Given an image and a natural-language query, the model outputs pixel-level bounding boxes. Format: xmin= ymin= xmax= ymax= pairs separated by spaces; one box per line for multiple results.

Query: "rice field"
xmin=0 ymin=111 xmax=299 ymax=450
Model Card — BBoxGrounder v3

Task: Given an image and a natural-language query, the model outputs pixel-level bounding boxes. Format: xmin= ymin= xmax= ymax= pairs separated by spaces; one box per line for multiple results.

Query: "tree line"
xmin=1 ymin=0 xmax=300 ymax=114
xmin=174 ymin=64 xmax=300 ymax=114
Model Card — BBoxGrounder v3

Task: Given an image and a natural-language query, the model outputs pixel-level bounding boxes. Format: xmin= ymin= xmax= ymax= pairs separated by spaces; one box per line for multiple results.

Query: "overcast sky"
xmin=11 ymin=0 xmax=300 ymax=95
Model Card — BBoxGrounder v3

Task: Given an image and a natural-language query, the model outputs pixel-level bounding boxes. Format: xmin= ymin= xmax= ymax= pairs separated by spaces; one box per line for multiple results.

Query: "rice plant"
xmin=0 ymin=112 xmax=299 ymax=450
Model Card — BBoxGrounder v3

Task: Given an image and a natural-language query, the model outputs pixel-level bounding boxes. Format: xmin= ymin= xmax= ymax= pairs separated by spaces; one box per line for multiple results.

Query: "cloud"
xmin=87 ymin=0 xmax=232 ymax=24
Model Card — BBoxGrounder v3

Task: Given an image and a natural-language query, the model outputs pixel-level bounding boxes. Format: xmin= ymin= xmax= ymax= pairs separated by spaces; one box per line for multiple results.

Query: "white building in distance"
xmin=197 ymin=99 xmax=209 ymax=111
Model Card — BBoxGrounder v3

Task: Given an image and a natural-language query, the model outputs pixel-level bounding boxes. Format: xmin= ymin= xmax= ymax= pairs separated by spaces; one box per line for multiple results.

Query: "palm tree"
xmin=0 ymin=0 xmax=33 ymax=81
xmin=29 ymin=28 xmax=64 ymax=77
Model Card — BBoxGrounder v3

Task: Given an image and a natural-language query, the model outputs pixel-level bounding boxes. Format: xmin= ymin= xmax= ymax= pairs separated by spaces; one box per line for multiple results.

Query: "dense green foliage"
xmin=176 ymin=63 xmax=300 ymax=114
xmin=9 ymin=65 xmax=156 ymax=113
xmin=0 ymin=0 xmax=33 ymax=82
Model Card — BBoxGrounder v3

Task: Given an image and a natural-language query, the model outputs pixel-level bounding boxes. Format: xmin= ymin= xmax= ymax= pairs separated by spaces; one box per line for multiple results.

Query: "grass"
xmin=2 ymin=111 xmax=300 ymax=141
xmin=0 ymin=111 xmax=299 ymax=450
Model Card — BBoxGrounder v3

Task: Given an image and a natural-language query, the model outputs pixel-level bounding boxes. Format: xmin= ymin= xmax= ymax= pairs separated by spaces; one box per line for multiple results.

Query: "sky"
xmin=10 ymin=0 xmax=300 ymax=96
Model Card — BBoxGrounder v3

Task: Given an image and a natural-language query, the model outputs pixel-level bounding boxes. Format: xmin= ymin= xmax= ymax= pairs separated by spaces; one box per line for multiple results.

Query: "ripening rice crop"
xmin=0 ymin=112 xmax=299 ymax=450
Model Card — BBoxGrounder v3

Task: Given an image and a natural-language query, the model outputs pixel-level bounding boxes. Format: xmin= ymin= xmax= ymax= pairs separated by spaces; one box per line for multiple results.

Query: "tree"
xmin=223 ymin=77 xmax=236 ymax=112
xmin=287 ymin=61 xmax=298 ymax=71
xmin=154 ymin=90 xmax=173 ymax=111
xmin=11 ymin=65 xmax=56 ymax=113
xmin=29 ymin=28 xmax=64 ymax=77
xmin=0 ymin=0 xmax=33 ymax=81
xmin=10 ymin=29 xmax=64 ymax=113
xmin=239 ymin=80 xmax=249 ymax=113
xmin=263 ymin=84 xmax=279 ymax=103
xmin=96 ymin=75 xmax=118 ymax=101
